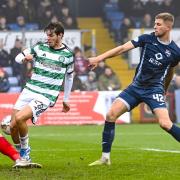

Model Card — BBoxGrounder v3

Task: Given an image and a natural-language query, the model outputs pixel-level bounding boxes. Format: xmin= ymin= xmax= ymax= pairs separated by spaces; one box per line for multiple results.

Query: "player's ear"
xmin=59 ymin=33 xmax=64 ymax=39
xmin=166 ymin=21 xmax=173 ymax=31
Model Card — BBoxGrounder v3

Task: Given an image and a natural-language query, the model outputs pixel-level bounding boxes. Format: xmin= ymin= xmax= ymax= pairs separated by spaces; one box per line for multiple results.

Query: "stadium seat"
xmin=8 ymin=86 xmax=22 ymax=93
xmin=2 ymin=67 xmax=13 ymax=77
xmin=26 ymin=23 xmax=39 ymax=31
xmin=106 ymin=11 xmax=124 ymax=21
xmin=111 ymin=20 xmax=122 ymax=31
xmin=8 ymin=23 xmax=39 ymax=31
xmin=8 ymin=77 xmax=19 ymax=86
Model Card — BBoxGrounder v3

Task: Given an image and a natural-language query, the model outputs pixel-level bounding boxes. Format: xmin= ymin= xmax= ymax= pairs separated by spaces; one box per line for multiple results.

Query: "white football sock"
xmin=20 ymin=134 xmax=29 ymax=149
xmin=102 ymin=152 xmax=110 ymax=159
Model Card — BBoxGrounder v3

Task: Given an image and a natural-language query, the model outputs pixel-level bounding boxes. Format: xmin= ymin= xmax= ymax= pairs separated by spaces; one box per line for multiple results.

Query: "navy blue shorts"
xmin=118 ymin=84 xmax=166 ymax=111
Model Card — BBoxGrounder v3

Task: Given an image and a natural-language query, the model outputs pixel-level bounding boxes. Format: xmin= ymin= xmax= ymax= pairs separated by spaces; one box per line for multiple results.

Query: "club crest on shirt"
xmin=133 ymin=37 xmax=139 ymax=42
xmin=165 ymin=49 xmax=171 ymax=57
xmin=58 ymin=56 xmax=65 ymax=62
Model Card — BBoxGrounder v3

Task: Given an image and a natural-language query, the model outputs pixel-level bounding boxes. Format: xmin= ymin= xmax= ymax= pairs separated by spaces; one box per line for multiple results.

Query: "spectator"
xmin=4 ymin=0 xmax=19 ymax=23
xmin=131 ymin=0 xmax=145 ymax=20
xmin=0 ymin=68 xmax=10 ymax=92
xmin=85 ymin=71 xmax=98 ymax=91
xmin=39 ymin=7 xmax=53 ymax=29
xmin=0 ymin=40 xmax=10 ymax=67
xmin=9 ymin=38 xmax=32 ymax=88
xmin=93 ymin=61 xmax=109 ymax=80
xmin=168 ymin=74 xmax=180 ymax=93
xmin=118 ymin=0 xmax=132 ymax=17
xmin=144 ymin=0 xmax=162 ymax=18
xmin=60 ymin=6 xmax=77 ymax=28
xmin=119 ymin=17 xmax=134 ymax=44
xmin=0 ymin=16 xmax=10 ymax=31
xmin=74 ymin=47 xmax=89 ymax=79
xmin=64 ymin=16 xmax=78 ymax=29
xmin=140 ymin=13 xmax=153 ymax=28
xmin=37 ymin=0 xmax=52 ymax=28
xmin=10 ymin=16 xmax=28 ymax=31
xmin=161 ymin=0 xmax=175 ymax=15
xmin=18 ymin=0 xmax=36 ymax=23
xmin=50 ymin=15 xmax=59 ymax=23
xmin=10 ymin=39 xmax=23 ymax=76
xmin=72 ymin=72 xmax=86 ymax=91
xmin=52 ymin=0 xmax=67 ymax=18
xmin=98 ymin=67 xmax=121 ymax=91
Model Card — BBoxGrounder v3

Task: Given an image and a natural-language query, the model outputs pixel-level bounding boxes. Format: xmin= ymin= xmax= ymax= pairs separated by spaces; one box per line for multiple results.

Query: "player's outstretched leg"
xmin=0 ymin=134 xmax=20 ymax=161
xmin=13 ymin=134 xmax=34 ymax=168
xmin=89 ymin=98 xmax=127 ymax=166
xmin=89 ymin=121 xmax=115 ymax=166
xmin=168 ymin=124 xmax=180 ymax=142
xmin=154 ymin=108 xmax=180 ymax=142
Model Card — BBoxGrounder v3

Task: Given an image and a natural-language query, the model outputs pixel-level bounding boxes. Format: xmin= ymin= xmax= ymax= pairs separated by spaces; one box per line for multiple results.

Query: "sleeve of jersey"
xmin=15 ymin=48 xmax=31 ymax=64
xmin=131 ymin=34 xmax=148 ymax=48
xmin=63 ymin=72 xmax=73 ymax=102
xmin=171 ymin=58 xmax=180 ymax=67
xmin=67 ymin=57 xmax=74 ymax=74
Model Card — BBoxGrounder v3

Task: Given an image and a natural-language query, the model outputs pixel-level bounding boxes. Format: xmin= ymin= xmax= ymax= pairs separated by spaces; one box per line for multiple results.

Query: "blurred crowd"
xmin=103 ymin=0 xmax=180 ymax=44
xmin=67 ymin=46 xmax=121 ymax=92
xmin=102 ymin=0 xmax=180 ymax=93
xmin=0 ymin=0 xmax=121 ymax=93
xmin=0 ymin=0 xmax=78 ymax=31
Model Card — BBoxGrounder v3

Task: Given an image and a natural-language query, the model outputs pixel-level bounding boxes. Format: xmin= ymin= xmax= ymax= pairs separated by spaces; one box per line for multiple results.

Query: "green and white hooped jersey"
xmin=25 ymin=42 xmax=74 ymax=106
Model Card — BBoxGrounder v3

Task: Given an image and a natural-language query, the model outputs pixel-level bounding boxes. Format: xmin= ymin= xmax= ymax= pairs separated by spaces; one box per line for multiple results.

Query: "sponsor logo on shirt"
xmin=165 ymin=49 xmax=171 ymax=57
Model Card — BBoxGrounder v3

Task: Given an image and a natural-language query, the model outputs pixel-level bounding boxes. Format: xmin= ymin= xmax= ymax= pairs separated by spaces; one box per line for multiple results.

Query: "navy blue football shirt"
xmin=131 ymin=32 xmax=180 ymax=89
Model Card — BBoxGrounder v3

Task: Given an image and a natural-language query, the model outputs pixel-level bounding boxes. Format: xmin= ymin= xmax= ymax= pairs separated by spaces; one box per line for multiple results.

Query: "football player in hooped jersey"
xmin=88 ymin=13 xmax=180 ymax=166
xmin=10 ymin=22 xmax=74 ymax=168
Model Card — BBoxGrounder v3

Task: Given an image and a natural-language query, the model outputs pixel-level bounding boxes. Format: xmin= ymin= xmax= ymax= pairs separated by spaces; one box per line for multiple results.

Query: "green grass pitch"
xmin=0 ymin=124 xmax=180 ymax=180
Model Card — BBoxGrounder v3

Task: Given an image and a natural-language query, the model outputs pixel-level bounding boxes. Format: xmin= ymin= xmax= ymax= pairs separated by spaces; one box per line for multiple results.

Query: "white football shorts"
xmin=14 ymin=88 xmax=51 ymax=124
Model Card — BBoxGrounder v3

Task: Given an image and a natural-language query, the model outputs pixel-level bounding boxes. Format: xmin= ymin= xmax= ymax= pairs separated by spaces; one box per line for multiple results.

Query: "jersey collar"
xmin=157 ymin=37 xmax=172 ymax=45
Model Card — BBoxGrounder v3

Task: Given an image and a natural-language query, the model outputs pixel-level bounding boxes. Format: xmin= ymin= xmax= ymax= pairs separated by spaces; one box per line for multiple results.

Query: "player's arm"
xmin=164 ymin=67 xmax=174 ymax=93
xmin=88 ymin=41 xmax=135 ymax=69
xmin=62 ymin=63 xmax=74 ymax=113
xmin=15 ymin=48 xmax=33 ymax=64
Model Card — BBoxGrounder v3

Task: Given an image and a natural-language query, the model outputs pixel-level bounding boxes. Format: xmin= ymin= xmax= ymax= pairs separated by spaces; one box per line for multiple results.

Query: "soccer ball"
xmin=1 ymin=115 xmax=11 ymax=135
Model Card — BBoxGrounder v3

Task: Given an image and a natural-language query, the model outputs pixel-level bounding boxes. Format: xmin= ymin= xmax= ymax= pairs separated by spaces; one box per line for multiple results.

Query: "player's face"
xmin=154 ymin=19 xmax=170 ymax=37
xmin=46 ymin=30 xmax=62 ymax=48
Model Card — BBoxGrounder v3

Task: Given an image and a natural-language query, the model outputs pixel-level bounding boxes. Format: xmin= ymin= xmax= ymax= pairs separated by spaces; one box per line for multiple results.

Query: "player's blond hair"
xmin=155 ymin=13 xmax=174 ymax=26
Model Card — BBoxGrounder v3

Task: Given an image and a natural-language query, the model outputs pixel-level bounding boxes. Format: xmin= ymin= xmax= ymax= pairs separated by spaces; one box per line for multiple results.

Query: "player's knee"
xmin=159 ymin=119 xmax=172 ymax=131
xmin=14 ymin=113 xmax=23 ymax=125
xmin=106 ymin=112 xmax=117 ymax=122
xmin=10 ymin=120 xmax=17 ymax=132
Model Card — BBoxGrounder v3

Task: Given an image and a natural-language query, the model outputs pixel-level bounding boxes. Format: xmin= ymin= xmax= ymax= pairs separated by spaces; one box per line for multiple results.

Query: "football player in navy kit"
xmin=88 ymin=12 xmax=180 ymax=166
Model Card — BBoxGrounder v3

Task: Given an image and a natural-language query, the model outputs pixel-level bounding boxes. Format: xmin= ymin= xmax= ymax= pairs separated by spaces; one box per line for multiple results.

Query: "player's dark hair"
xmin=44 ymin=22 xmax=64 ymax=35
xmin=155 ymin=13 xmax=174 ymax=25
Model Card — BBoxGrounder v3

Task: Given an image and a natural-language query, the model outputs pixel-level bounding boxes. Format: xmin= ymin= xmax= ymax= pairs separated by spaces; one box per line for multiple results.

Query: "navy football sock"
xmin=168 ymin=124 xmax=180 ymax=142
xmin=102 ymin=121 xmax=115 ymax=152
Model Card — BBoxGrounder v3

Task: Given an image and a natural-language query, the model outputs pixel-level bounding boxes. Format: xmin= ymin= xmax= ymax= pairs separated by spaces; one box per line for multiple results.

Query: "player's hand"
xmin=62 ymin=101 xmax=70 ymax=113
xmin=24 ymin=54 xmax=33 ymax=62
xmin=88 ymin=57 xmax=99 ymax=70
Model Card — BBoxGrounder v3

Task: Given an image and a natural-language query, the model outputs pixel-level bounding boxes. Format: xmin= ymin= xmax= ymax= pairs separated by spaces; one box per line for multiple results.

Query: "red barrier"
xmin=140 ymin=93 xmax=175 ymax=123
xmin=0 ymin=91 xmax=130 ymax=125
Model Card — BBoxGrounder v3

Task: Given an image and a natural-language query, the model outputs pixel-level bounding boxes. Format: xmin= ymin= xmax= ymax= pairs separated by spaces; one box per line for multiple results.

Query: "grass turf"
xmin=0 ymin=124 xmax=180 ymax=180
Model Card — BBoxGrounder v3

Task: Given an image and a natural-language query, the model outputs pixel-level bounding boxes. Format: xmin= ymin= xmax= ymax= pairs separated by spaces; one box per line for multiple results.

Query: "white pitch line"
xmin=140 ymin=148 xmax=180 ymax=154
xmin=31 ymin=147 xmax=180 ymax=154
